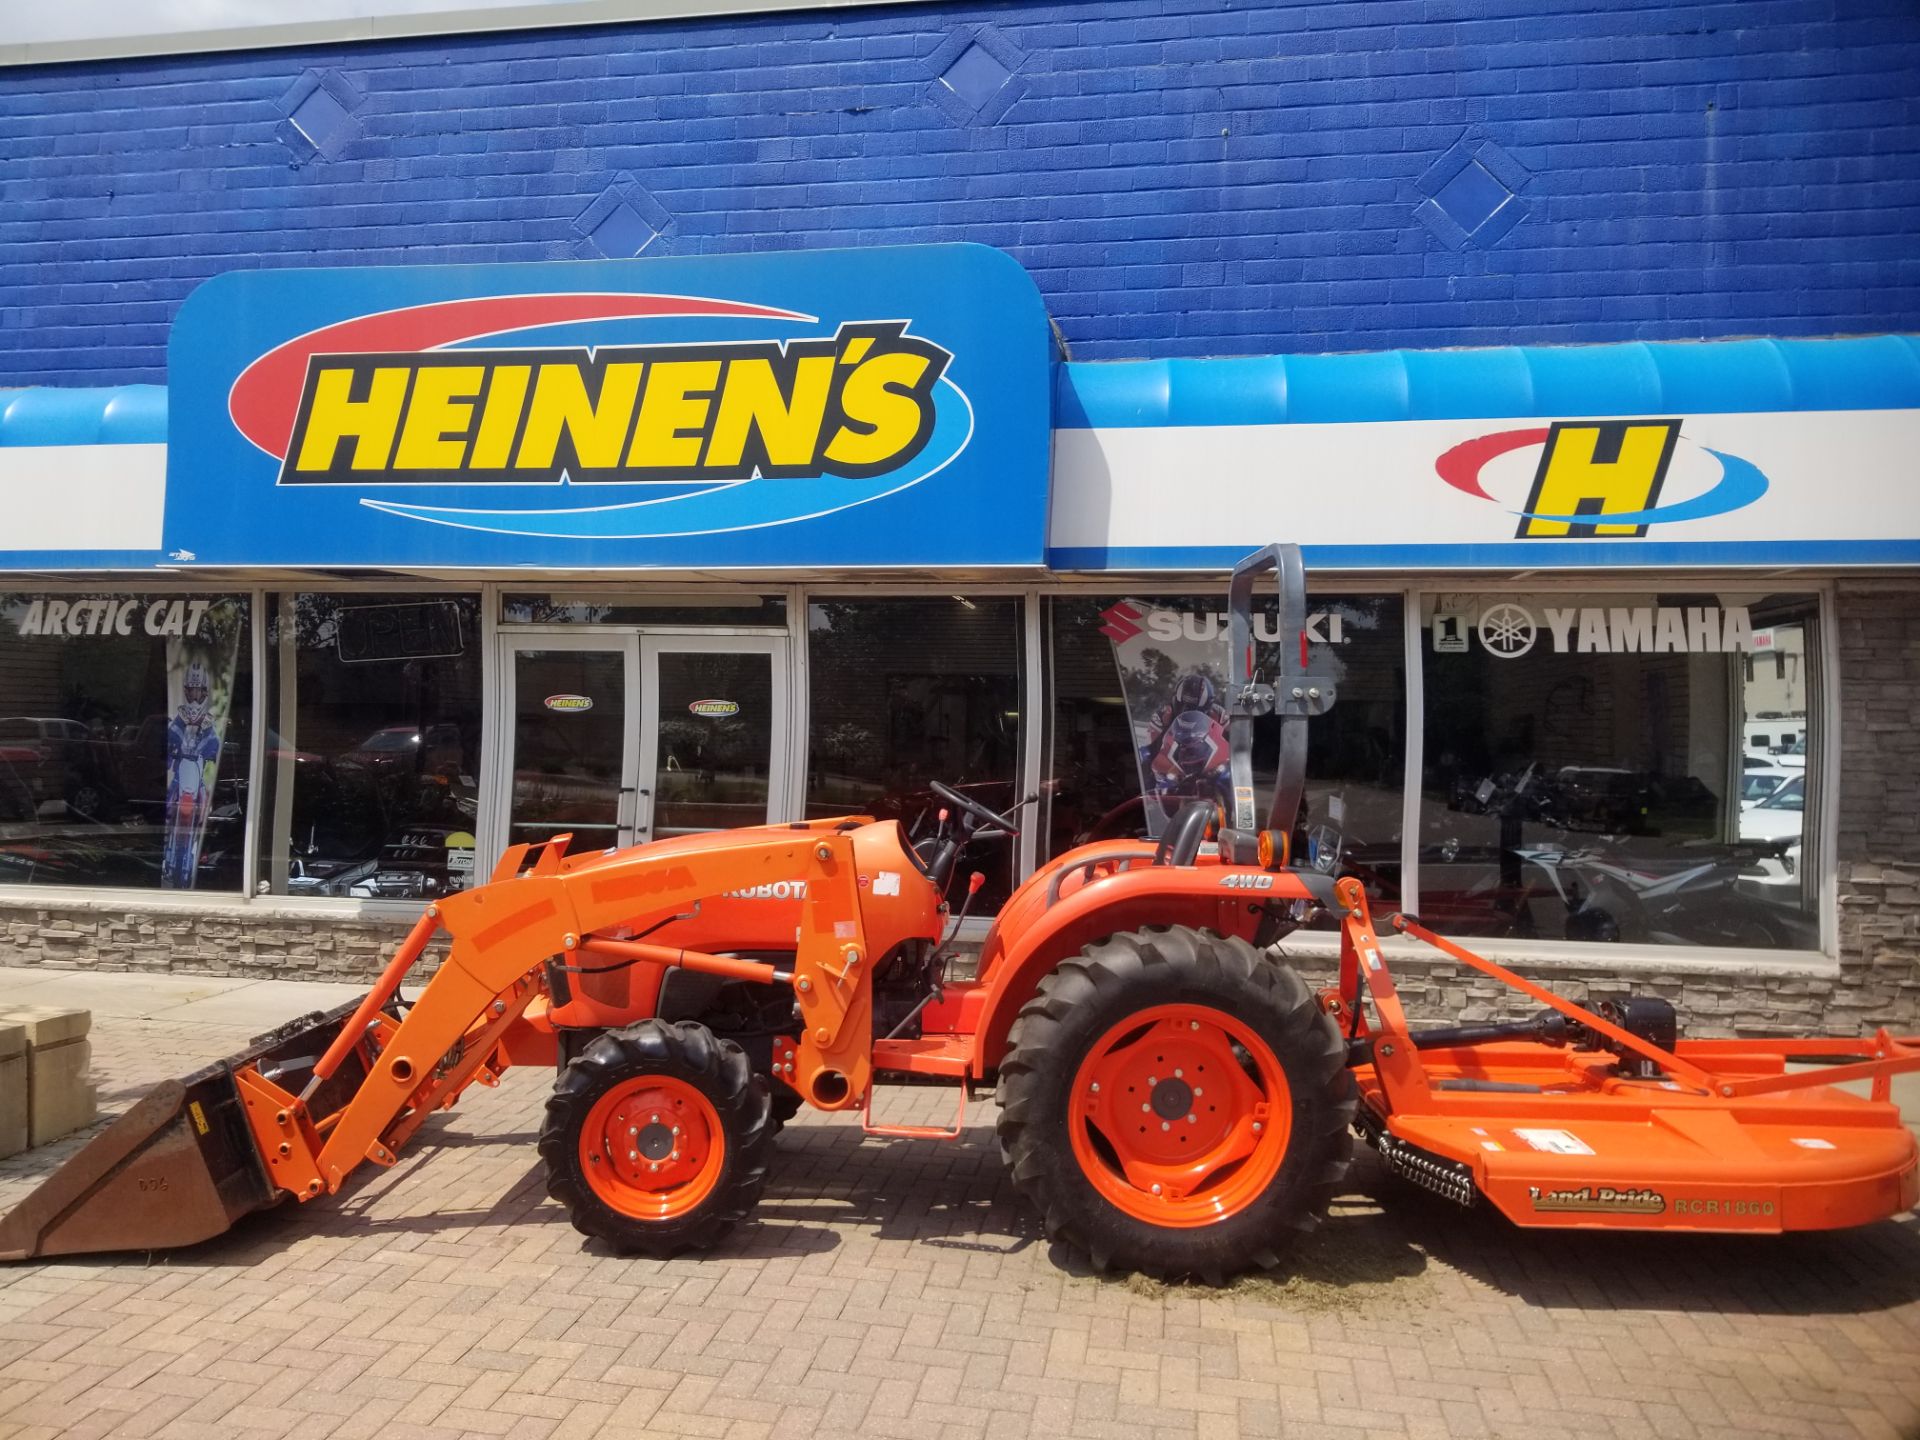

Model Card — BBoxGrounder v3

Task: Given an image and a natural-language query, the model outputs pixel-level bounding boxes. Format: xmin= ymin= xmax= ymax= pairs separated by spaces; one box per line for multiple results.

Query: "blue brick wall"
xmin=2 ymin=0 xmax=1919 ymax=384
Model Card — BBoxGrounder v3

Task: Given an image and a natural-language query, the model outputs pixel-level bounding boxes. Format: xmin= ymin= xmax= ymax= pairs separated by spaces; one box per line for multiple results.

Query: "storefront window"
xmin=0 ymin=594 xmax=252 ymax=891
xmin=1419 ymin=591 xmax=1820 ymax=949
xmin=805 ymin=597 xmax=1024 ymax=908
xmin=1043 ymin=593 xmax=1406 ymax=918
xmin=256 ymin=595 xmax=483 ymax=900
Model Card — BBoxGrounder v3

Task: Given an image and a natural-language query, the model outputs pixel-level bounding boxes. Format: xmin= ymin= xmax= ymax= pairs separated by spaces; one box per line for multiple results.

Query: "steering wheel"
xmin=928 ymin=779 xmax=1022 ymax=837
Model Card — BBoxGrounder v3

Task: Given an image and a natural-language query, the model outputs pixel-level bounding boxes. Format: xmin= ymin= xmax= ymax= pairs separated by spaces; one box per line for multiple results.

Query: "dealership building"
xmin=1 ymin=1 xmax=1918 ymax=1035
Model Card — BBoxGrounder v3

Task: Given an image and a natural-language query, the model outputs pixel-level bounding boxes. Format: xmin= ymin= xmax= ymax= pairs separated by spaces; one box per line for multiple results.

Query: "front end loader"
xmin=3 ymin=546 xmax=1915 ymax=1279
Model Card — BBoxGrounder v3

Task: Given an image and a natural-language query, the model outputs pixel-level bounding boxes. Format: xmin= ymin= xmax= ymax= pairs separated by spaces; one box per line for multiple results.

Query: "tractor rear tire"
xmin=996 ymin=926 xmax=1354 ymax=1282
xmin=540 ymin=1019 xmax=772 ymax=1258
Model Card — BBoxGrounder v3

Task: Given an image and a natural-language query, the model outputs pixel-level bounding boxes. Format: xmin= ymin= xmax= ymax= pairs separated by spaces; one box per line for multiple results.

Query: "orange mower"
xmin=2 ymin=546 xmax=1915 ymax=1279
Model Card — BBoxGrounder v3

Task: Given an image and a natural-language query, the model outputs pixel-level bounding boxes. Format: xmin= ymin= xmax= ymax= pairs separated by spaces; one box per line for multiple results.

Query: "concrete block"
xmin=26 ymin=1037 xmax=93 ymax=1148
xmin=0 ymin=1006 xmax=95 ymax=1148
xmin=0 ymin=1023 xmax=26 ymax=1160
xmin=1 ymin=1006 xmax=90 ymax=1048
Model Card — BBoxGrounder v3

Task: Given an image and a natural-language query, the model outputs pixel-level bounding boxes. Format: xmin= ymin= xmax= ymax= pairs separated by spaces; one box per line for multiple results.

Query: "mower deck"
xmin=1361 ymin=1041 xmax=1920 ymax=1232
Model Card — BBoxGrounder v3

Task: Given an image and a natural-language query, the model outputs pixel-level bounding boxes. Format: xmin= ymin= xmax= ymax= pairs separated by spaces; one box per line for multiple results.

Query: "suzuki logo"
xmin=1099 ymin=601 xmax=1145 ymax=642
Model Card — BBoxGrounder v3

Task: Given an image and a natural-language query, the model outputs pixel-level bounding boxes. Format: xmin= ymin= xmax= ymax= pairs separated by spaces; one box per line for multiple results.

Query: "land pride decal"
xmin=277 ymin=322 xmax=952 ymax=486
xmin=1527 ymin=1184 xmax=1666 ymax=1215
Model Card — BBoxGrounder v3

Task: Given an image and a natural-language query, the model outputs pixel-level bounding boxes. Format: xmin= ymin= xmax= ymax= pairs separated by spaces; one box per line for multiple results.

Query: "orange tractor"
xmin=3 ymin=546 xmax=1915 ymax=1278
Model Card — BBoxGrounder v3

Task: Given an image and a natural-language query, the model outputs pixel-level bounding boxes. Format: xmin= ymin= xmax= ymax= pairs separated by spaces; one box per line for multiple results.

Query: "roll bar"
xmin=1224 ymin=544 xmax=1337 ymax=854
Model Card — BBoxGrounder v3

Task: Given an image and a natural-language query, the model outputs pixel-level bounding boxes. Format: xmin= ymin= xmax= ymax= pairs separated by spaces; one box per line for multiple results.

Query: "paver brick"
xmin=0 ymin=990 xmax=1917 ymax=1440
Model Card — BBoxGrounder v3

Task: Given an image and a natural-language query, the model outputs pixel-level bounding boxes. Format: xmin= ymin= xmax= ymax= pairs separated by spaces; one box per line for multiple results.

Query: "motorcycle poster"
xmin=161 ymin=602 xmax=243 ymax=889
xmin=1102 ymin=602 xmax=1232 ymax=840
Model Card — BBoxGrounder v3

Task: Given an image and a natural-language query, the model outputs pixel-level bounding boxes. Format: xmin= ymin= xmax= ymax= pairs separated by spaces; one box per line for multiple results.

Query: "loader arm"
xmin=0 ymin=830 xmax=871 ymax=1261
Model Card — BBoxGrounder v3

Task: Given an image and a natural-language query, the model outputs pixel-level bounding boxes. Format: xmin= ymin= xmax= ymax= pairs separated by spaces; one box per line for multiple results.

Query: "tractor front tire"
xmin=768 ymin=1088 xmax=803 ymax=1134
xmin=996 ymin=926 xmax=1354 ymax=1282
xmin=540 ymin=1019 xmax=772 ymax=1258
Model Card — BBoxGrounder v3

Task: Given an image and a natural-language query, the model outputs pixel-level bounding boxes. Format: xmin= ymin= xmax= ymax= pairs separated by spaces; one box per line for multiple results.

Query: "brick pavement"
xmin=0 ymin=971 xmax=1916 ymax=1440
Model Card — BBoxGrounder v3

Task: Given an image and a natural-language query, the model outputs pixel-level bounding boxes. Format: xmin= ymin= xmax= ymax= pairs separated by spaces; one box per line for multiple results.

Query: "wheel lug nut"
xmin=1160 ymin=1122 xmax=1170 ymax=1132
xmin=1187 ymin=1115 xmax=1197 ymax=1125
xmin=1089 ymin=1082 xmax=1100 ymax=1094
xmin=1193 ymin=1087 xmax=1204 ymax=1097
xmin=1151 ymin=1184 xmax=1163 ymax=1195
xmin=1141 ymin=1103 xmax=1151 ymax=1113
xmin=1173 ymin=1069 xmax=1183 ymax=1079
xmin=629 ymin=1150 xmax=638 ymax=1161
xmin=1252 ymin=1121 xmax=1263 ymax=1133
xmin=1146 ymin=1076 xmax=1157 ymax=1086
xmin=1190 ymin=1021 xmax=1199 ymax=1030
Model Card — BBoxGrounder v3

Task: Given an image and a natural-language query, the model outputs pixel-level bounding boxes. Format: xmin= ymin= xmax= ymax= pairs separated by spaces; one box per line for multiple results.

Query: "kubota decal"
xmin=1436 ymin=420 xmax=1768 ymax=537
xmin=223 ymin=292 xmax=975 ymax=542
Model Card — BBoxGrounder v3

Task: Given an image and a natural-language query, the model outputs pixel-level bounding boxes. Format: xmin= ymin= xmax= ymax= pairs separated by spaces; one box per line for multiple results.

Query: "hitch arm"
xmin=1388 ymin=912 xmax=1722 ymax=1093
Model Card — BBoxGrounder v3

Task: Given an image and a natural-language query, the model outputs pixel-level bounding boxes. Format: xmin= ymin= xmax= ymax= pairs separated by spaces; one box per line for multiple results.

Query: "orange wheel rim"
xmin=579 ymin=1075 xmax=726 ymax=1221
xmin=1068 ymin=1003 xmax=1292 ymax=1228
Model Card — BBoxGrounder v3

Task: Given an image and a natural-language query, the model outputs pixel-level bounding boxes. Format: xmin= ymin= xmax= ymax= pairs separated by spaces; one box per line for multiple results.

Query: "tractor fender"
xmin=968 ymin=857 xmax=1322 ymax=1078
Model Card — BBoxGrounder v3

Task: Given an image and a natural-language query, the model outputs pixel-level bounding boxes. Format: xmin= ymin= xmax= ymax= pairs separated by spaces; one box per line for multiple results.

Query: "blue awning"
xmin=0 ymin=386 xmax=168 ymax=446
xmin=1058 ymin=334 xmax=1920 ymax=429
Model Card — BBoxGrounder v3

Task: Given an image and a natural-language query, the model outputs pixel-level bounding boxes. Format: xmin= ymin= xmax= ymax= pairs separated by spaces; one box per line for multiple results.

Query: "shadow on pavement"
xmin=8 ymin=1105 xmax=1916 ymax=1321
xmin=1347 ymin=1152 xmax=1920 ymax=1316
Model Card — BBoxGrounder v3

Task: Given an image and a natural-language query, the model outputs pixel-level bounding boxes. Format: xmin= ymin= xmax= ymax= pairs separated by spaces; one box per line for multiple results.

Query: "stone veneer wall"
xmin=1 ymin=584 xmax=1916 ymax=1038
xmin=0 ymin=897 xmax=1909 ymax=1038
xmin=1829 ymin=581 xmax=1920 ymax=1034
xmin=1 ymin=902 xmax=453 ymax=985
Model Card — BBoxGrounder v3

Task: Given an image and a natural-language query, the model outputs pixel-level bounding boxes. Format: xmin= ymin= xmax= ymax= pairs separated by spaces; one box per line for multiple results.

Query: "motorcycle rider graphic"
xmin=162 ymin=659 xmax=222 ymax=889
xmin=1138 ymin=674 xmax=1232 ymax=820
xmin=1137 ymin=673 xmax=1228 ymax=769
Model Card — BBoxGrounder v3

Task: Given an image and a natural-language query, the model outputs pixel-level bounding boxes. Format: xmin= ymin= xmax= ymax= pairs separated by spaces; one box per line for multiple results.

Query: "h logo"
xmin=1517 ymin=420 xmax=1681 ymax=538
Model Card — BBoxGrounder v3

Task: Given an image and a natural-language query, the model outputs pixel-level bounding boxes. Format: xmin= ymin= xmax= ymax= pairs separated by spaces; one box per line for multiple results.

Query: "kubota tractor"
xmin=3 ymin=546 xmax=1915 ymax=1278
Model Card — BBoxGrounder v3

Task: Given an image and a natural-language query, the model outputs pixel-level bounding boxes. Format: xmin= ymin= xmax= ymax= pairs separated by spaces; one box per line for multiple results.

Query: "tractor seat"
xmin=1154 ymin=800 xmax=1215 ymax=867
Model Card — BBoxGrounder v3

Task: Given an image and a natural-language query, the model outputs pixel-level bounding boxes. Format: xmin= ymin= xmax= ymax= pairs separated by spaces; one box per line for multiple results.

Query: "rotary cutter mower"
xmin=2 ymin=545 xmax=1914 ymax=1277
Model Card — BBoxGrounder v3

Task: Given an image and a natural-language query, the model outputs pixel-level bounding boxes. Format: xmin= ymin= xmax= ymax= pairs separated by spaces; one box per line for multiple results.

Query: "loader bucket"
xmin=0 ymin=997 xmax=379 ymax=1262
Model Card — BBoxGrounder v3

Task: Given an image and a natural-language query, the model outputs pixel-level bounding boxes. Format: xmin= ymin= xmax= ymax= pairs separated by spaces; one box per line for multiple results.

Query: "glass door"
xmin=638 ymin=636 xmax=790 ymax=841
xmin=501 ymin=635 xmax=639 ymax=854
